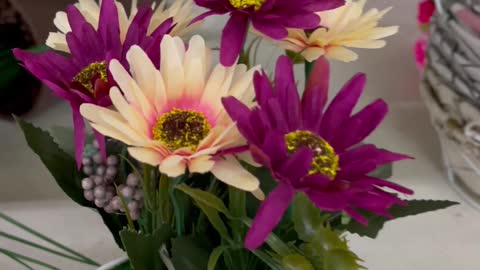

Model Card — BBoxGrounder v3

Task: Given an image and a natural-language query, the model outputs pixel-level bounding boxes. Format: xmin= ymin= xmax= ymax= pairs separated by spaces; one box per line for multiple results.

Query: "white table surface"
xmin=2 ymin=0 xmax=480 ymax=269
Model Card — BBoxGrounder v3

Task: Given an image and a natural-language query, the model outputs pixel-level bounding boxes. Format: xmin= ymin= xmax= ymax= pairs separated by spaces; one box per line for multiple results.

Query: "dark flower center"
xmin=72 ymin=61 xmax=108 ymax=95
xmin=229 ymin=0 xmax=265 ymax=10
xmin=152 ymin=109 xmax=211 ymax=151
xmin=285 ymin=130 xmax=339 ymax=179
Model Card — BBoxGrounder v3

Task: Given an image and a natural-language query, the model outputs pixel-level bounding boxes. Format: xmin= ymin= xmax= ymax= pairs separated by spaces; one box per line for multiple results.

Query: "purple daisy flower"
xmin=14 ymin=0 xmax=173 ymax=168
xmin=222 ymin=56 xmax=414 ymax=250
xmin=192 ymin=0 xmax=345 ymax=66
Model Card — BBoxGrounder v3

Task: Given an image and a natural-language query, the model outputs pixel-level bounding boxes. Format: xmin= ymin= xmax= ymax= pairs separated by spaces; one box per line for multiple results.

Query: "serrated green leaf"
xmin=323 ymin=250 xmax=364 ymax=270
xmin=171 ymin=237 xmax=210 ymax=270
xmin=303 ymin=226 xmax=362 ymax=270
xmin=293 ymin=193 xmax=327 ymax=241
xmin=120 ymin=225 xmax=172 ymax=270
xmin=15 ymin=117 xmax=89 ymax=206
xmin=282 ymin=254 xmax=314 ymax=270
xmin=207 ymin=245 xmax=229 ymax=270
xmin=176 ymin=184 xmax=230 ymax=216
xmin=368 ymin=163 xmax=393 ymax=179
xmin=341 ymin=200 xmax=459 ymax=238
xmin=50 ymin=126 xmax=75 ymax=157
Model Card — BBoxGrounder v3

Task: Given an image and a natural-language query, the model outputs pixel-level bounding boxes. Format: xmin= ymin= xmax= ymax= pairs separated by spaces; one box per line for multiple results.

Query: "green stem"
xmin=169 ymin=176 xmax=186 ymax=237
xmin=304 ymin=60 xmax=314 ymax=82
xmin=115 ymin=185 xmax=136 ymax=230
xmin=0 ymin=248 xmax=61 ymax=270
xmin=0 ymin=232 xmax=97 ymax=266
xmin=0 ymin=213 xmax=99 ymax=266
xmin=1 ymin=250 xmax=34 ymax=270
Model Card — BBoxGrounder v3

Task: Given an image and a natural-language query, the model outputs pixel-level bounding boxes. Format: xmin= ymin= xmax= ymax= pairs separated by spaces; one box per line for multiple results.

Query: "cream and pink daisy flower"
xmin=279 ymin=0 xmax=398 ymax=62
xmin=80 ymin=35 xmax=261 ymax=194
xmin=47 ymin=0 xmax=200 ymax=53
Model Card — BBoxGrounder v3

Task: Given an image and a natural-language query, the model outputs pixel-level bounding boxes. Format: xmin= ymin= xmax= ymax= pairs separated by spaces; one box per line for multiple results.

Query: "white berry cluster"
xmin=80 ymin=141 xmax=143 ymax=220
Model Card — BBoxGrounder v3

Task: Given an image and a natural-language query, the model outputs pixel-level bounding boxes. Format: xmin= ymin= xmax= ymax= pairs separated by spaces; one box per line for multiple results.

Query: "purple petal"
xmin=253 ymin=71 xmax=273 ymax=108
xmin=330 ymin=99 xmax=388 ymax=151
xmin=250 ymin=144 xmax=272 ymax=168
xmin=221 ymin=13 xmax=249 ymax=66
xmin=98 ymin=0 xmax=120 ymax=52
xmin=66 ymin=5 xmax=88 ymax=33
xmin=71 ymin=102 xmax=86 ymax=169
xmin=190 ymin=10 xmax=226 ymax=25
xmin=319 ymin=73 xmax=366 ymax=141
xmin=67 ymin=23 xmax=105 ymax=66
xmin=296 ymin=174 xmax=330 ymax=190
xmin=222 ymin=96 xmax=258 ymax=144
xmin=279 ymin=147 xmax=314 ymax=183
xmin=302 ymin=57 xmax=330 ymax=132
xmin=264 ymin=98 xmax=289 ymax=133
xmin=305 ymin=0 xmax=345 ymax=11
xmin=244 ymin=182 xmax=295 ymax=250
xmin=251 ymin=19 xmax=288 ymax=39
xmin=306 ymin=189 xmax=348 ymax=211
xmin=260 ymin=130 xmax=288 ymax=171
xmin=282 ymin=12 xmax=320 ymax=29
xmin=336 ymin=159 xmax=377 ymax=179
xmin=344 ymin=207 xmax=368 ymax=225
xmin=358 ymin=176 xmax=414 ymax=195
xmin=93 ymin=129 xmax=107 ymax=162
xmin=274 ymin=56 xmax=301 ymax=130
xmin=143 ymin=17 xmax=174 ymax=68
xmin=122 ymin=4 xmax=153 ymax=59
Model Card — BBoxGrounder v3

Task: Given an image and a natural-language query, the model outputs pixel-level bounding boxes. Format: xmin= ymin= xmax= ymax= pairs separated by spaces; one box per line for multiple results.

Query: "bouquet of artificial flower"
xmin=11 ymin=0 xmax=458 ymax=269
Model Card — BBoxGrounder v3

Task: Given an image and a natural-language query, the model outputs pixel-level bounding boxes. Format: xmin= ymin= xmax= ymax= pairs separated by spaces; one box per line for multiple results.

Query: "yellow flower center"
xmin=152 ymin=109 xmax=211 ymax=151
xmin=72 ymin=61 xmax=108 ymax=94
xmin=229 ymin=0 xmax=265 ymax=10
xmin=285 ymin=130 xmax=339 ymax=179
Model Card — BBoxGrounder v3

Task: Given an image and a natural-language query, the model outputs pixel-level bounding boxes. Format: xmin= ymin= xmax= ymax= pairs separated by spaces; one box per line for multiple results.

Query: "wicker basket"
xmin=422 ymin=4 xmax=480 ymax=208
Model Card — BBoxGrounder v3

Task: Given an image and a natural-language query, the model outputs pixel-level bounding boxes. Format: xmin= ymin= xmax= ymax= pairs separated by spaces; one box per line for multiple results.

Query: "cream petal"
xmin=128 ymin=147 xmax=164 ymax=166
xmin=53 ymin=12 xmax=71 ymax=33
xmin=46 ymin=32 xmax=69 ymax=52
xmin=188 ymin=155 xmax=215 ymax=174
xmin=159 ymin=155 xmax=187 ymax=177
xmin=127 ymin=46 xmax=166 ymax=113
xmin=110 ymin=58 xmax=155 ymax=120
xmin=303 ymin=47 xmax=327 ymax=62
xmin=161 ymin=36 xmax=186 ymax=100
xmin=115 ymin=2 xmax=130 ymax=41
xmin=251 ymin=188 xmax=265 ymax=201
xmin=99 ymin=110 xmax=149 ymax=143
xmin=228 ymin=66 xmax=257 ymax=99
xmin=343 ymin=40 xmax=386 ymax=49
xmin=210 ymin=156 xmax=259 ymax=192
xmin=110 ymin=87 xmax=150 ymax=135
xmin=90 ymin=123 xmax=137 ymax=145
xmin=325 ymin=47 xmax=358 ymax=62
xmin=201 ymin=65 xmax=226 ymax=105
xmin=184 ymin=58 xmax=205 ymax=99
xmin=367 ymin=26 xmax=399 ymax=40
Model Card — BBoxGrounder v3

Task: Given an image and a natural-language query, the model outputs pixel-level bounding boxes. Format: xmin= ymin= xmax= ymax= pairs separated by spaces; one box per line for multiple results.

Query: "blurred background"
xmin=1 ymin=0 xmax=479 ymax=269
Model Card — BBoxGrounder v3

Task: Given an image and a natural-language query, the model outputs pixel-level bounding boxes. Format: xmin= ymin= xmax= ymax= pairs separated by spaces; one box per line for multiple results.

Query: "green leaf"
xmin=323 ymin=250 xmax=365 ymax=270
xmin=341 ymin=200 xmax=459 ymax=238
xmin=368 ymin=163 xmax=393 ymax=179
xmin=50 ymin=126 xmax=75 ymax=157
xmin=196 ymin=200 xmax=231 ymax=240
xmin=171 ymin=237 xmax=210 ymax=270
xmin=207 ymin=246 xmax=229 ymax=270
xmin=292 ymin=193 xmax=327 ymax=241
xmin=176 ymin=184 xmax=230 ymax=216
xmin=242 ymin=217 xmax=291 ymax=257
xmin=120 ymin=225 xmax=172 ymax=270
xmin=303 ymin=226 xmax=363 ymax=270
xmin=282 ymin=254 xmax=314 ymax=270
xmin=229 ymin=186 xmax=247 ymax=242
xmin=15 ymin=117 xmax=89 ymax=206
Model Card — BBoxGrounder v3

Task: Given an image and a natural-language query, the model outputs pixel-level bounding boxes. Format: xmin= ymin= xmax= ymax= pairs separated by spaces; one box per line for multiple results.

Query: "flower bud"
xmin=81 ymin=178 xmax=94 ymax=190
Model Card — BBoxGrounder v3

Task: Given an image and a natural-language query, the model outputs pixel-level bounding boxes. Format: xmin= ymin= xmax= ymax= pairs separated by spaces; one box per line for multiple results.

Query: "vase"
xmin=422 ymin=3 xmax=480 ymax=209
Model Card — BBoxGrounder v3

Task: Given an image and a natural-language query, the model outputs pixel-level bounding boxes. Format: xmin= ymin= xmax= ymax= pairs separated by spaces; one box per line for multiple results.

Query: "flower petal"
xmin=210 ymin=156 xmax=259 ymax=192
xmin=128 ymin=147 xmax=164 ymax=166
xmin=244 ymin=182 xmax=294 ymax=250
xmin=188 ymin=155 xmax=215 ymax=174
xmin=159 ymin=155 xmax=187 ymax=177
xmin=220 ymin=13 xmax=249 ymax=66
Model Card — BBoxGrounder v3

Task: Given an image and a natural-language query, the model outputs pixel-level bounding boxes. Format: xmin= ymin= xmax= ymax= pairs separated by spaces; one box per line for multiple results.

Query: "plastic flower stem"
xmin=304 ymin=60 xmax=315 ymax=81
xmin=0 ymin=250 xmax=34 ymax=270
xmin=0 ymin=248 xmax=61 ymax=270
xmin=169 ymin=175 xmax=187 ymax=237
xmin=0 ymin=231 xmax=98 ymax=266
xmin=0 ymin=213 xmax=99 ymax=266
xmin=251 ymin=249 xmax=282 ymax=270
xmin=115 ymin=184 xmax=136 ymax=230
xmin=158 ymin=174 xmax=172 ymax=224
